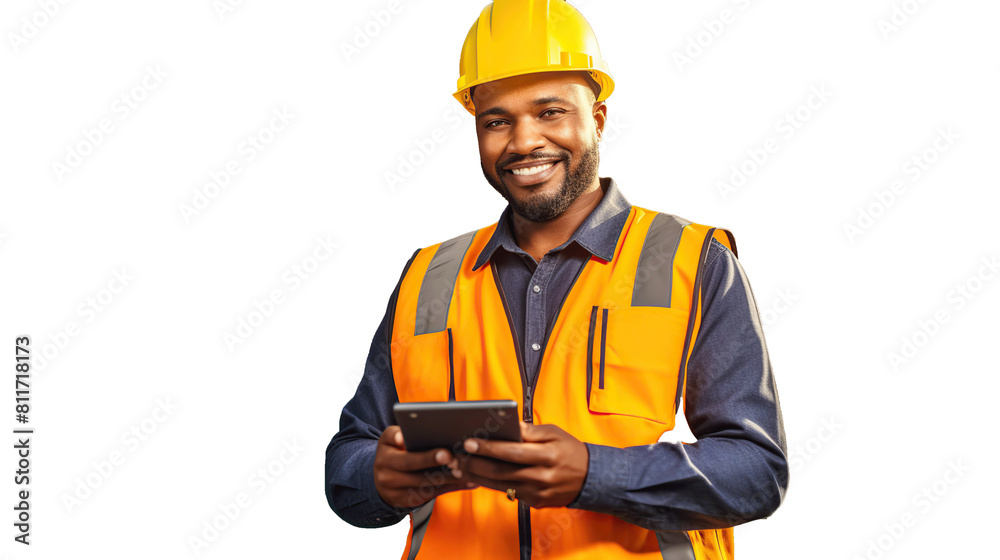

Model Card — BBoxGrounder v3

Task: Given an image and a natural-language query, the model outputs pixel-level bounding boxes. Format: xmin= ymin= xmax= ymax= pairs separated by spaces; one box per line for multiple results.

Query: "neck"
xmin=510 ymin=176 xmax=606 ymax=262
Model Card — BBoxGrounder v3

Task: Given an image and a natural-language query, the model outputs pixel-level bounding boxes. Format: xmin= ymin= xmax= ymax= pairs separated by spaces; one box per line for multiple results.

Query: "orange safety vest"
xmin=390 ymin=206 xmax=738 ymax=559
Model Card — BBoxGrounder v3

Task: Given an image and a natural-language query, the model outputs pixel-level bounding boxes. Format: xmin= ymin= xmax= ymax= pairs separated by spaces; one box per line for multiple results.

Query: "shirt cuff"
xmin=566 ymin=442 xmax=631 ymax=513
xmin=359 ymin=444 xmax=418 ymax=526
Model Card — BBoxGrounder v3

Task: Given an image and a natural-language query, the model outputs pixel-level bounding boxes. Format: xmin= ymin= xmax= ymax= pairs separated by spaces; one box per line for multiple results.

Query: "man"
xmin=326 ymin=1 xmax=788 ymax=558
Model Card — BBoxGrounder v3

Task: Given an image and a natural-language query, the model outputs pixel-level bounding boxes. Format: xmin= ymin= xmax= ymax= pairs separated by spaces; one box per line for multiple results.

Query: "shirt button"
xmin=533 ymin=285 xmax=541 ymax=293
xmin=531 ymin=343 xmax=541 ymax=351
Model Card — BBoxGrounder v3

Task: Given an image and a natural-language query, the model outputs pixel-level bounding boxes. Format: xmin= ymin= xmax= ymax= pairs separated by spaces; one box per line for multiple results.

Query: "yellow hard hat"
xmin=454 ymin=0 xmax=615 ymax=116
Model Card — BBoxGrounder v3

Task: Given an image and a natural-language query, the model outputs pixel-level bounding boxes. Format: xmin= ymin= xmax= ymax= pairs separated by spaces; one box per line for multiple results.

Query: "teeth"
xmin=511 ymin=162 xmax=554 ymax=176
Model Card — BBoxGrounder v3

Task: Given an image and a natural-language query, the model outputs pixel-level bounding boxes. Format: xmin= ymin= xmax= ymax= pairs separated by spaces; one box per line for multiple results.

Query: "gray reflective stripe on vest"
xmin=655 ymin=531 xmax=696 ymax=560
xmin=406 ymin=499 xmax=435 ymax=560
xmin=631 ymin=213 xmax=691 ymax=308
xmin=415 ymin=230 xmax=477 ymax=335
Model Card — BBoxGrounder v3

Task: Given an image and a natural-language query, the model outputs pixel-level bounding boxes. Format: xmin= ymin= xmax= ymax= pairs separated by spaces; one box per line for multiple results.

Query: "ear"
xmin=592 ymin=100 xmax=607 ymax=142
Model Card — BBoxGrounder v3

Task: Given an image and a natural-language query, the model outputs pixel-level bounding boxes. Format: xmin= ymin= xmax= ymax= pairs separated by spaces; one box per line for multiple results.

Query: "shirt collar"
xmin=472 ymin=176 xmax=632 ymax=271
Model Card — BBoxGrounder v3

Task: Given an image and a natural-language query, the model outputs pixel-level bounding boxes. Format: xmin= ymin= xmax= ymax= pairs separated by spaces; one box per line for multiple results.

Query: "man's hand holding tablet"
xmin=372 ymin=424 xmax=478 ymax=510
xmin=374 ymin=400 xmax=521 ymax=509
xmin=375 ymin=400 xmax=590 ymax=510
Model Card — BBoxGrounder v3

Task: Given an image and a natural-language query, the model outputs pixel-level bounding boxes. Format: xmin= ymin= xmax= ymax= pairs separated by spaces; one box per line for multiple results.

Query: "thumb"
xmin=520 ymin=421 xmax=556 ymax=442
xmin=383 ymin=425 xmax=406 ymax=449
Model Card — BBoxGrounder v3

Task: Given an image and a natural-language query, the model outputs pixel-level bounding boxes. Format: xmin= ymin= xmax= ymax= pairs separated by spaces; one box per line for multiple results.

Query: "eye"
xmin=484 ymin=119 xmax=508 ymax=129
xmin=541 ymin=108 xmax=563 ymax=117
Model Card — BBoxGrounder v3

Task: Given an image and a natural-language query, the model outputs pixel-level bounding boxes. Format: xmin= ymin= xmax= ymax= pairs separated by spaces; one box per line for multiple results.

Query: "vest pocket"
xmin=587 ymin=306 xmax=689 ymax=425
xmin=393 ymin=329 xmax=452 ymax=403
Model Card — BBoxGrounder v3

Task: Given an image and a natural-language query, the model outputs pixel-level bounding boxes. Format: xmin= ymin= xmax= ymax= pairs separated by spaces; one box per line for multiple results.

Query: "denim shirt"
xmin=325 ymin=177 xmax=788 ymax=531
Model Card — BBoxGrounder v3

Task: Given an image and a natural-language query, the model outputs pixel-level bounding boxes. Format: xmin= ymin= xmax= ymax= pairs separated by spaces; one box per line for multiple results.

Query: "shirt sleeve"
xmin=566 ymin=238 xmax=789 ymax=532
xmin=325 ymin=252 xmax=421 ymax=528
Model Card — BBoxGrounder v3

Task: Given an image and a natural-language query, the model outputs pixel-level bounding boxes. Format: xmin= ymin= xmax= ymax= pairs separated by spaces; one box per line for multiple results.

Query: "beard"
xmin=481 ymin=140 xmax=600 ymax=223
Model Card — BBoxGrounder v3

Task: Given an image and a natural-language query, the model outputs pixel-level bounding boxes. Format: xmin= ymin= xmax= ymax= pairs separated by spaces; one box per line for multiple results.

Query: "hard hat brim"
xmin=454 ymin=67 xmax=614 ymax=117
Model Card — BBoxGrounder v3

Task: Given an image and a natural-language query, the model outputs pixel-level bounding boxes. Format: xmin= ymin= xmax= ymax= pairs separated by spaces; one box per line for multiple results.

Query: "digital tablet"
xmin=393 ymin=399 xmax=522 ymax=453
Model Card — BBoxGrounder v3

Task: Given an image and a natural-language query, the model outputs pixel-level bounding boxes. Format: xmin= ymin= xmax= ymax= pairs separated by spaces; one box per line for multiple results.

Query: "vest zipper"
xmin=490 ymin=260 xmax=532 ymax=560
xmin=490 ymin=257 xmax=590 ymax=560
xmin=490 ymin=260 xmax=530 ymax=419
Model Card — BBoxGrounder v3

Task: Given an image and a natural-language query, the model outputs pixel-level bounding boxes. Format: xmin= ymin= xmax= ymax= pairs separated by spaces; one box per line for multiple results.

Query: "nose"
xmin=506 ymin=119 xmax=546 ymax=156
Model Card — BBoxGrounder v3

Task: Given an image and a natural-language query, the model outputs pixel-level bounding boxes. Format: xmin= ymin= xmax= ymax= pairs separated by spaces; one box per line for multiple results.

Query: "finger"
xmin=519 ymin=422 xmax=562 ymax=443
xmin=462 ymin=455 xmax=549 ymax=483
xmin=380 ymin=468 xmax=463 ymax=491
xmin=450 ymin=450 xmax=473 ymax=466
xmin=378 ymin=477 xmax=475 ymax=509
xmin=381 ymin=426 xmax=406 ymax=450
xmin=463 ymin=472 xmax=539 ymax=503
xmin=383 ymin=446 xmax=454 ymax=472
xmin=464 ymin=438 xmax=554 ymax=466
xmin=447 ymin=451 xmax=471 ymax=471
xmin=447 ymin=452 xmax=476 ymax=477
xmin=462 ymin=471 xmax=507 ymax=494
xmin=376 ymin=434 xmax=452 ymax=471
xmin=446 ymin=455 xmax=477 ymax=481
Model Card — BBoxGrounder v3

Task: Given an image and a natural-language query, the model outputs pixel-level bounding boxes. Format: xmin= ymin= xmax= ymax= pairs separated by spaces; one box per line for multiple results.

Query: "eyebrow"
xmin=476 ymin=96 xmax=571 ymax=120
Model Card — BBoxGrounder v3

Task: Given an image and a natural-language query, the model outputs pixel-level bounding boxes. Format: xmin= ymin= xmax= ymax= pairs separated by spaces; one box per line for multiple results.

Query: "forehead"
xmin=473 ymin=71 xmax=591 ymax=117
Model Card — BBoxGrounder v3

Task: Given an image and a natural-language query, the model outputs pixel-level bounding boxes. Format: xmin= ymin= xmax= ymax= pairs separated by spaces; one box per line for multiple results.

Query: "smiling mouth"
xmin=507 ymin=161 xmax=556 ymax=176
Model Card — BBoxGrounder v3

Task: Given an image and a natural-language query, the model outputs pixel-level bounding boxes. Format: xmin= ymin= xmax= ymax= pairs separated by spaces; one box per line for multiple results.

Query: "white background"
xmin=2 ymin=0 xmax=998 ymax=558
